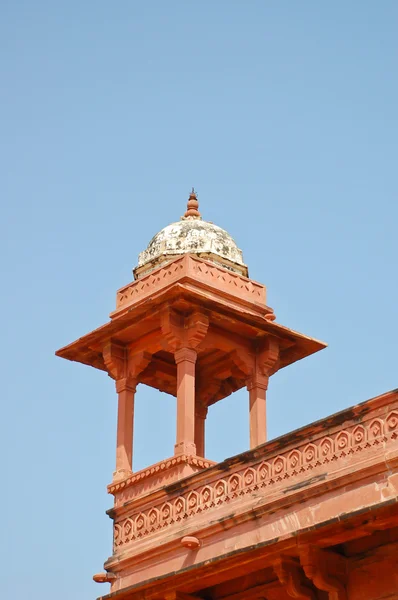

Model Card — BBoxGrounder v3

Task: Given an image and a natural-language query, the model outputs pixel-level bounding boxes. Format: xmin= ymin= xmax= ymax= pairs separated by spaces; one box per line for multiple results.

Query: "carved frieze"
xmin=113 ymin=255 xmax=267 ymax=315
xmin=112 ymin=407 xmax=398 ymax=551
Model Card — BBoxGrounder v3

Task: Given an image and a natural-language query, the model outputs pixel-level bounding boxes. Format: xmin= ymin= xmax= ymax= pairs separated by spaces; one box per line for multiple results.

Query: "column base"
xmin=108 ymin=454 xmax=217 ymax=500
xmin=113 ymin=468 xmax=133 ymax=482
xmin=174 ymin=441 xmax=197 ymax=456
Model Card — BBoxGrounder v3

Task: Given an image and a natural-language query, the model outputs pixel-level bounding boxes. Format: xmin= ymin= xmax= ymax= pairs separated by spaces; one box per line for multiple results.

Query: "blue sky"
xmin=1 ymin=2 xmax=397 ymax=599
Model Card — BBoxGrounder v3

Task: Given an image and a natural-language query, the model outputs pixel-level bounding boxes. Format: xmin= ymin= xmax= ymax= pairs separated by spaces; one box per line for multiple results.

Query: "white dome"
xmin=134 ymin=192 xmax=247 ymax=279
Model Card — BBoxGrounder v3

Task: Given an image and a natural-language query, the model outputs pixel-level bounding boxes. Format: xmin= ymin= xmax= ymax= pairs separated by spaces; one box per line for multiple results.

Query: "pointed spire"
xmin=184 ymin=188 xmax=201 ymax=219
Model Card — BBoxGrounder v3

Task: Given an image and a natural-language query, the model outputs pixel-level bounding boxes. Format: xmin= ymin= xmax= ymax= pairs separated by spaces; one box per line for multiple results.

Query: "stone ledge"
xmin=111 ymin=255 xmax=268 ymax=318
xmin=108 ymin=455 xmax=216 ymax=499
xmin=111 ymin=392 xmax=398 ymax=550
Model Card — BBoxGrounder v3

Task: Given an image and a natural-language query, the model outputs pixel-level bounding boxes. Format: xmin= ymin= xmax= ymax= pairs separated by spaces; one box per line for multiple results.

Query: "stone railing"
xmin=112 ymin=255 xmax=267 ymax=316
xmin=112 ymin=391 xmax=398 ymax=552
xmin=188 ymin=256 xmax=265 ymax=305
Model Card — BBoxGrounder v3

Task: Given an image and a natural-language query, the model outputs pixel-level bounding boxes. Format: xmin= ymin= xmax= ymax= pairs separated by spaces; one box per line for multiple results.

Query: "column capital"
xmin=161 ymin=306 xmax=209 ymax=352
xmin=103 ymin=341 xmax=126 ymax=380
xmin=174 ymin=347 xmax=197 ymax=365
xmin=247 ymin=374 xmax=269 ymax=391
xmin=115 ymin=377 xmax=137 ymax=394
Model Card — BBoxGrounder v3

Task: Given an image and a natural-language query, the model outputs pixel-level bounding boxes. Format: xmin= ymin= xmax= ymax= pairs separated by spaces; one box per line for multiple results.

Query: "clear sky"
xmin=1 ymin=2 xmax=397 ymax=599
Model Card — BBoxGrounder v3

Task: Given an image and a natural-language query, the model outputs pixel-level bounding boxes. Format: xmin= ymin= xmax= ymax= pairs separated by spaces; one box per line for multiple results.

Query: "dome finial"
xmin=184 ymin=188 xmax=201 ymax=219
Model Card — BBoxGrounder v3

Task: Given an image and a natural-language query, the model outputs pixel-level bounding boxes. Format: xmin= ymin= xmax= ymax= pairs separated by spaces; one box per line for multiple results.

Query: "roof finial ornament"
xmin=183 ymin=187 xmax=201 ymax=219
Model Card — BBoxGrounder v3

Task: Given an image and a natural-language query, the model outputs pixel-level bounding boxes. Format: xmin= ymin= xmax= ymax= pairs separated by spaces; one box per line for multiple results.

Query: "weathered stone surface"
xmin=136 ymin=217 xmax=247 ymax=278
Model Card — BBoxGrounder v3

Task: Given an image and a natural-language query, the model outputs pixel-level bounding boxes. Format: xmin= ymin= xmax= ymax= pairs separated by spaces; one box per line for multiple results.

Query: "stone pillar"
xmin=247 ymin=374 xmax=269 ymax=449
xmin=174 ymin=348 xmax=197 ymax=456
xmin=114 ymin=377 xmax=137 ymax=481
xmin=195 ymin=403 xmax=208 ymax=457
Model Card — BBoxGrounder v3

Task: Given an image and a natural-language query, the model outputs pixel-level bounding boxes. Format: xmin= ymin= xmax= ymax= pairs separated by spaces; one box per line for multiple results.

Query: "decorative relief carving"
xmin=113 ymin=413 xmax=398 ymax=550
xmin=201 ymin=486 xmax=212 ymax=507
xmin=369 ymin=418 xmax=386 ymax=443
xmin=174 ymin=498 xmax=185 ymax=520
xmin=187 ymin=491 xmax=199 ymax=513
xmin=229 ymin=474 xmax=241 ymax=496
xmin=244 ymin=468 xmax=256 ymax=488
xmin=214 ymin=480 xmax=227 ymax=503
xmin=320 ymin=437 xmax=333 ymax=461
xmin=335 ymin=431 xmax=350 ymax=455
xmin=191 ymin=258 xmax=265 ymax=302
xmin=123 ymin=519 xmax=133 ymax=544
xmin=115 ymin=256 xmax=267 ymax=313
xmin=273 ymin=456 xmax=286 ymax=479
xmin=288 ymin=450 xmax=301 ymax=473
xmin=148 ymin=508 xmax=159 ymax=531
xmin=116 ymin=260 xmax=185 ymax=308
xmin=114 ymin=523 xmax=122 ymax=547
xmin=259 ymin=461 xmax=271 ymax=481
xmin=161 ymin=503 xmax=172 ymax=526
xmin=387 ymin=411 xmax=398 ymax=439
xmin=352 ymin=425 xmax=366 ymax=447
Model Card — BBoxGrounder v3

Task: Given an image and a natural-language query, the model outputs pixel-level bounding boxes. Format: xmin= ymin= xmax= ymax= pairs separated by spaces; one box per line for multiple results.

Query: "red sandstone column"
xmin=195 ymin=403 xmax=208 ymax=457
xmin=174 ymin=348 xmax=197 ymax=456
xmin=114 ymin=377 xmax=136 ymax=480
xmin=247 ymin=375 xmax=268 ymax=449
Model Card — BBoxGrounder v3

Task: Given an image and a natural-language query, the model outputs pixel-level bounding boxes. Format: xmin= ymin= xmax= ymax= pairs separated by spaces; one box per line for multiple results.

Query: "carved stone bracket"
xmin=128 ymin=350 xmax=152 ymax=379
xmin=186 ymin=311 xmax=210 ymax=348
xmin=231 ymin=348 xmax=255 ymax=377
xmin=273 ymin=557 xmax=316 ymax=600
xmin=161 ymin=307 xmax=209 ymax=352
xmin=103 ymin=342 xmax=151 ymax=382
xmin=103 ymin=341 xmax=126 ymax=380
xmin=258 ymin=336 xmax=280 ymax=377
xmin=244 ymin=337 xmax=280 ymax=391
xmin=300 ymin=546 xmax=347 ymax=600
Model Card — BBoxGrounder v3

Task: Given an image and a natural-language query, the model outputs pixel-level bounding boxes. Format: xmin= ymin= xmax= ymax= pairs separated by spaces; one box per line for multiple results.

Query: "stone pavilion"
xmin=56 ymin=191 xmax=398 ymax=600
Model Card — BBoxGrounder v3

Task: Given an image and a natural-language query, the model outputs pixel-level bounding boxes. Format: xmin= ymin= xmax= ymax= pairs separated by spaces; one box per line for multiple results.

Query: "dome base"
xmin=134 ymin=250 xmax=248 ymax=280
xmin=135 ymin=218 xmax=247 ymax=280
